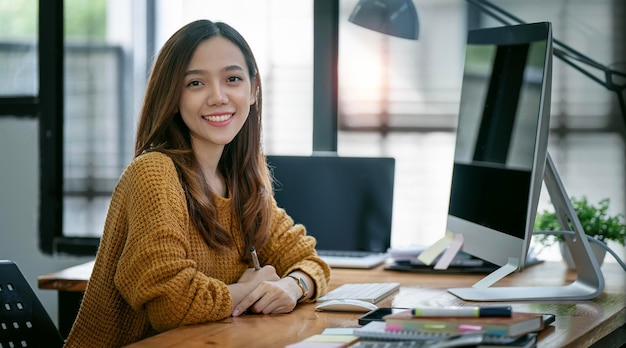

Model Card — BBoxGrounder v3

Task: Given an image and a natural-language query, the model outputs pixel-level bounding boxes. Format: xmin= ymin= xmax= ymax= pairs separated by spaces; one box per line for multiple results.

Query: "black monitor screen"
xmin=266 ymin=155 xmax=395 ymax=253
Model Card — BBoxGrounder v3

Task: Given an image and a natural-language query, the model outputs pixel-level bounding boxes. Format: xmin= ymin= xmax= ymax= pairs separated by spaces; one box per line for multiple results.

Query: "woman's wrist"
xmin=286 ymin=271 xmax=313 ymax=302
xmin=286 ymin=275 xmax=308 ymax=302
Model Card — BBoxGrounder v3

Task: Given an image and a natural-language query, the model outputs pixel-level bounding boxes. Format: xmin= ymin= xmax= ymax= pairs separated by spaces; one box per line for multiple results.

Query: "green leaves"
xmin=534 ymin=196 xmax=626 ymax=246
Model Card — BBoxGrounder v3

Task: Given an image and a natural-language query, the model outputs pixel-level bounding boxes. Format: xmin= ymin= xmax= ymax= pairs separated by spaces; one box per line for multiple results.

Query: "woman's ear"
xmin=250 ymin=79 xmax=259 ymax=106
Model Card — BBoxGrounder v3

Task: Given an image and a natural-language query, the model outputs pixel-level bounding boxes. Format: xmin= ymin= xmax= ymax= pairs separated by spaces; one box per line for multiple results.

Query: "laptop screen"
xmin=266 ymin=155 xmax=395 ymax=253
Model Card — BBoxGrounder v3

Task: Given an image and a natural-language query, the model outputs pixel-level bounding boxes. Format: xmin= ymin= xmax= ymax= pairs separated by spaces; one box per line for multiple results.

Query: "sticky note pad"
xmin=285 ymin=334 xmax=359 ymax=348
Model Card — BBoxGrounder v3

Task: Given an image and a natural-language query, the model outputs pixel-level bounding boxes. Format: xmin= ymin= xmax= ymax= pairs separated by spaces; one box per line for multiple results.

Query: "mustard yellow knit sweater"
xmin=63 ymin=151 xmax=330 ymax=348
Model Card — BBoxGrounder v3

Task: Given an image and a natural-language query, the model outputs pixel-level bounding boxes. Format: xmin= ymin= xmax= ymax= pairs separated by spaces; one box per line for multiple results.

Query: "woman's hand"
xmin=237 ymin=265 xmax=280 ymax=284
xmin=228 ymin=265 xmax=280 ymax=315
xmin=232 ymin=277 xmax=299 ymax=316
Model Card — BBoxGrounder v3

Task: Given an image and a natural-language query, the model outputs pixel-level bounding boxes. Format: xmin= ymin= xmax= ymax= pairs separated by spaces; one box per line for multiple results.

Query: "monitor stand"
xmin=448 ymin=153 xmax=605 ymax=301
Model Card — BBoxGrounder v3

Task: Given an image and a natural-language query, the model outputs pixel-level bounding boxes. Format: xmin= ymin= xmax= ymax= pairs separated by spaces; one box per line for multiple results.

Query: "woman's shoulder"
xmin=114 ymin=151 xmax=184 ymax=198
xmin=123 ymin=151 xmax=178 ymax=180
xmin=129 ymin=151 xmax=175 ymax=170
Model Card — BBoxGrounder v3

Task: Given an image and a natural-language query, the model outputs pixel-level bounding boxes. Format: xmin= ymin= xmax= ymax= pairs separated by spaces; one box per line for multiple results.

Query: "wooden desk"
xmin=127 ymin=262 xmax=625 ymax=347
xmin=40 ymin=261 xmax=625 ymax=347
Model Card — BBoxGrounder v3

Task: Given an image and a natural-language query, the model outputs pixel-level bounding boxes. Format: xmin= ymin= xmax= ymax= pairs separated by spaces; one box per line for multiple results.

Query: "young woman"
xmin=63 ymin=20 xmax=330 ymax=348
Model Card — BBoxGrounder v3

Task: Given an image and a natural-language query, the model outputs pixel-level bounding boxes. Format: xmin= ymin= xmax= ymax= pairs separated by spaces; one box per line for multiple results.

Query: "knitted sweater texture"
xmin=63 ymin=151 xmax=330 ymax=347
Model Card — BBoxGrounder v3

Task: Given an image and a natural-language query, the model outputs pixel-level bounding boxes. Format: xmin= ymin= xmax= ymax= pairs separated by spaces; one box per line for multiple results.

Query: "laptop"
xmin=266 ymin=154 xmax=395 ymax=269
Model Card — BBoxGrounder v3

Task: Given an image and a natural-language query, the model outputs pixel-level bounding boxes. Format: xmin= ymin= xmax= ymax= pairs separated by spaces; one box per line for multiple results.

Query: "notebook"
xmin=353 ymin=321 xmax=485 ymax=345
xmin=267 ymin=155 xmax=395 ymax=269
xmin=354 ymin=321 xmax=532 ymax=346
xmin=383 ymin=310 xmax=544 ymax=338
xmin=351 ymin=331 xmax=537 ymax=348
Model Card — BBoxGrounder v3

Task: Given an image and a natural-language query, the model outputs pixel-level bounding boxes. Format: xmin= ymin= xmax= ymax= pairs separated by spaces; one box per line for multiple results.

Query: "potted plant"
xmin=533 ymin=196 xmax=626 ymax=269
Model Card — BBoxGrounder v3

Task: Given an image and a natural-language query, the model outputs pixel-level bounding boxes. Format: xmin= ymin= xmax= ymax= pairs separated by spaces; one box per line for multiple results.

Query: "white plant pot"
xmin=559 ymin=241 xmax=606 ymax=270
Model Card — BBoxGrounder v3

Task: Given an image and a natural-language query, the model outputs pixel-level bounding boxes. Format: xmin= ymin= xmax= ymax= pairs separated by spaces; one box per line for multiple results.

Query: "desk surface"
xmin=38 ymin=260 xmax=94 ymax=292
xmin=40 ymin=261 xmax=625 ymax=347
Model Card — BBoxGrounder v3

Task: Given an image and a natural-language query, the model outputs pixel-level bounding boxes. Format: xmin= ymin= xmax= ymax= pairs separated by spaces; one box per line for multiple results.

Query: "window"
xmin=0 ymin=1 xmax=38 ymax=98
xmin=0 ymin=0 xmax=38 ymax=113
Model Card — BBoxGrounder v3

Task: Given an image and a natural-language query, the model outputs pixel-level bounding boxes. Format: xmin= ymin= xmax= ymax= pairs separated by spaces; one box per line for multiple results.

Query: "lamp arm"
xmin=467 ymin=0 xmax=626 ymax=127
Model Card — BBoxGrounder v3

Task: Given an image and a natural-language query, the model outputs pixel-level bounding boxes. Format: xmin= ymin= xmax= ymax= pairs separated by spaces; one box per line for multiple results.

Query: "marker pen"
xmin=411 ymin=306 xmax=512 ymax=318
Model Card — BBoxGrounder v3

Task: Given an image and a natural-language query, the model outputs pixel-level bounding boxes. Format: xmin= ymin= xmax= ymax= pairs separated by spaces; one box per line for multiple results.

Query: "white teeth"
xmin=202 ymin=114 xmax=232 ymax=122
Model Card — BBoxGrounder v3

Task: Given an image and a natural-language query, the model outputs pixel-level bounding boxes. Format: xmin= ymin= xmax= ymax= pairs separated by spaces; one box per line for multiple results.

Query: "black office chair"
xmin=0 ymin=260 xmax=65 ymax=348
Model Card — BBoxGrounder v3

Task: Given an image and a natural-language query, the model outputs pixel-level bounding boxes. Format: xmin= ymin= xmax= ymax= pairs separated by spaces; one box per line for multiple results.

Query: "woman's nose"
xmin=207 ymin=83 xmax=228 ymax=105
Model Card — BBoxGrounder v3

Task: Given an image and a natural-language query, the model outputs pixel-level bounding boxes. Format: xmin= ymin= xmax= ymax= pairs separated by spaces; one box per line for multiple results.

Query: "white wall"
xmin=0 ymin=118 xmax=92 ymax=328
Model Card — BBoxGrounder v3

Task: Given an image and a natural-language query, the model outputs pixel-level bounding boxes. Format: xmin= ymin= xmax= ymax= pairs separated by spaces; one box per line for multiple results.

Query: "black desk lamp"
xmin=349 ymin=0 xmax=419 ymax=40
xmin=467 ymin=0 xmax=626 ymax=128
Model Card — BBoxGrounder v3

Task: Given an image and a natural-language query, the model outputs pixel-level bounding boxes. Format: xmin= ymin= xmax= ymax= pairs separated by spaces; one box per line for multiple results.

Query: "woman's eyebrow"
xmin=184 ymin=69 xmax=205 ymax=77
xmin=223 ymin=64 xmax=245 ymax=72
xmin=184 ymin=65 xmax=245 ymax=77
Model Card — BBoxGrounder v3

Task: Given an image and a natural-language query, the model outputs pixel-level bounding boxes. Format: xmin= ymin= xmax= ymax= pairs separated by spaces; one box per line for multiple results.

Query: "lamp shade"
xmin=349 ymin=0 xmax=419 ymax=40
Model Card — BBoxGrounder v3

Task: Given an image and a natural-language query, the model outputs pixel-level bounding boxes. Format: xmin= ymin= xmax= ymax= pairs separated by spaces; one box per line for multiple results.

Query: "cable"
xmin=533 ymin=230 xmax=626 ymax=272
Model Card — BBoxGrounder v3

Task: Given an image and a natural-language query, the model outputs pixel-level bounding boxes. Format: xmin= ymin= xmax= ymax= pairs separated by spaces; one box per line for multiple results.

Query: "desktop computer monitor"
xmin=443 ymin=22 xmax=604 ymax=301
xmin=446 ymin=22 xmax=552 ymax=270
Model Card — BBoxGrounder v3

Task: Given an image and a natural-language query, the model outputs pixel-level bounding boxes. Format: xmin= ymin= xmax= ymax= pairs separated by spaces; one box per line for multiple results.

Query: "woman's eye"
xmin=227 ymin=76 xmax=243 ymax=83
xmin=187 ymin=80 xmax=202 ymax=87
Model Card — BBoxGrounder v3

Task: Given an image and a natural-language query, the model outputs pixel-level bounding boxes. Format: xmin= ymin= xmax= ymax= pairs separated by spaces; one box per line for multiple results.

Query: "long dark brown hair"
xmin=134 ymin=20 xmax=272 ymax=260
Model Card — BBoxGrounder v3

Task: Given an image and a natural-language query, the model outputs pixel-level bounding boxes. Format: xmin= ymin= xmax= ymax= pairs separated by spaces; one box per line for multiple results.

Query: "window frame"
xmin=37 ymin=0 xmax=97 ymax=255
xmin=36 ymin=0 xmax=141 ymax=256
xmin=0 ymin=1 xmax=77 ymax=254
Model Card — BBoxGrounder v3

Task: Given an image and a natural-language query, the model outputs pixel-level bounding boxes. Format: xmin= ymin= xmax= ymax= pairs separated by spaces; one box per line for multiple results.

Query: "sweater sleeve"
xmin=260 ymin=199 xmax=331 ymax=301
xmin=113 ymin=153 xmax=233 ymax=332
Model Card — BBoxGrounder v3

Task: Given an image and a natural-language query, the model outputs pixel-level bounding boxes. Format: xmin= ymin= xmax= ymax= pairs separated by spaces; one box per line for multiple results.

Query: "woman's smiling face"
xmin=179 ymin=36 xmax=256 ymax=153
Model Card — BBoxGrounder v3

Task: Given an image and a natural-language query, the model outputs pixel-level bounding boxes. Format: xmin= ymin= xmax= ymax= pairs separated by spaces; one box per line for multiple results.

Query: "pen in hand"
xmin=250 ymin=246 xmax=261 ymax=271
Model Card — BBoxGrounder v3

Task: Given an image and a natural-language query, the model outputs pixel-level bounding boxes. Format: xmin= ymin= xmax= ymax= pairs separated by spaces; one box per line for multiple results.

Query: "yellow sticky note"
xmin=304 ymin=334 xmax=359 ymax=344
xmin=417 ymin=231 xmax=455 ymax=265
